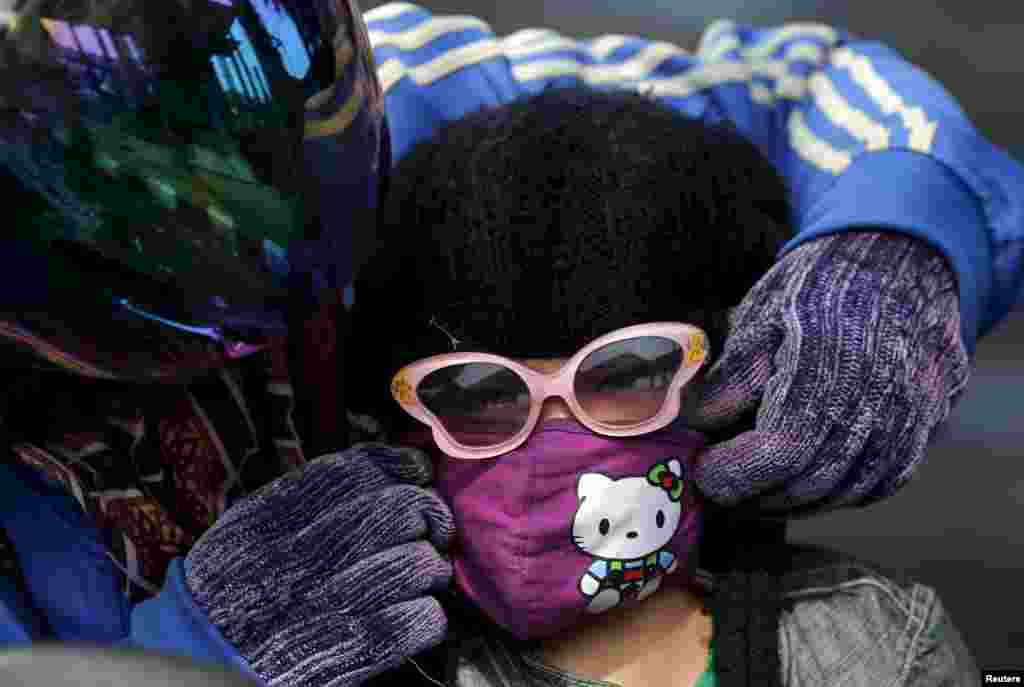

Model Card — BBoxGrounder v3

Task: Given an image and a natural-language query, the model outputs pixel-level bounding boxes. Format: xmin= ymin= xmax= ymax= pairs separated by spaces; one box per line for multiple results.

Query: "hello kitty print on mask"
xmin=433 ymin=418 xmax=705 ymax=640
xmin=573 ymin=459 xmax=685 ymax=613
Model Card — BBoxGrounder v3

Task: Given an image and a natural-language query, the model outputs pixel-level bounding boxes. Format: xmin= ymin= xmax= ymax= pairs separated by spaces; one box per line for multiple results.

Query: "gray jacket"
xmin=433 ymin=544 xmax=979 ymax=687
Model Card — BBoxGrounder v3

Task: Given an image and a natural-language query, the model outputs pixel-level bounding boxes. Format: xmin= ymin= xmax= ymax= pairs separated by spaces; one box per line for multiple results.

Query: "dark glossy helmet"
xmin=0 ymin=0 xmax=387 ymax=380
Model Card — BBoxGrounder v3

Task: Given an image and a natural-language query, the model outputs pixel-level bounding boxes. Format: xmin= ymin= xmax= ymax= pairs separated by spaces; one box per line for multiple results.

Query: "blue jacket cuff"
xmin=782 ymin=149 xmax=991 ymax=355
xmin=129 ymin=558 xmax=263 ymax=685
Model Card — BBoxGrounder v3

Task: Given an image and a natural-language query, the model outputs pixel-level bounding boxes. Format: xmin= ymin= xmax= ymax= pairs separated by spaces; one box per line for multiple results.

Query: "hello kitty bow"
xmin=646 ymin=460 xmax=684 ymax=502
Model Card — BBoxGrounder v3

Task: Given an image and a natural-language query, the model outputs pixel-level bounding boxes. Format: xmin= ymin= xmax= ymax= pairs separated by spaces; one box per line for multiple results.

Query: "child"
xmin=350 ymin=86 xmax=979 ymax=686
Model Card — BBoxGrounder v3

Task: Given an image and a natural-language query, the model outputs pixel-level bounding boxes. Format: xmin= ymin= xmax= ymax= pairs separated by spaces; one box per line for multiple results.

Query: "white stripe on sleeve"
xmin=369 ymin=15 xmax=491 ymax=51
xmin=364 ymin=2 xmax=422 ymax=23
xmin=808 ymin=72 xmax=890 ymax=151
xmin=788 ymin=109 xmax=853 ymax=174
xmin=832 ymin=47 xmax=937 ymax=153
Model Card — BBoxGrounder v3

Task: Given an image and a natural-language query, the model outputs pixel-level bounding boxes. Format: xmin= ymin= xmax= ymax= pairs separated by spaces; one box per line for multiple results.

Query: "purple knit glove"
xmin=688 ymin=232 xmax=971 ymax=514
xmin=184 ymin=443 xmax=455 ymax=687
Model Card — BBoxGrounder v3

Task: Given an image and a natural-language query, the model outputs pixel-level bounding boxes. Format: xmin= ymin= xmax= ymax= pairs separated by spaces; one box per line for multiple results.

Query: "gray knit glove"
xmin=689 ymin=232 xmax=971 ymax=515
xmin=184 ymin=443 xmax=455 ymax=687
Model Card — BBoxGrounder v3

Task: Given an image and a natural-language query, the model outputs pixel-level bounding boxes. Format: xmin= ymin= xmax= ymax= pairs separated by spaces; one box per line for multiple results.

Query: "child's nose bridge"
xmin=522 ymin=360 xmax=574 ymax=415
xmin=538 ymin=395 xmax=574 ymax=421
xmin=520 ymin=359 xmax=579 ymax=423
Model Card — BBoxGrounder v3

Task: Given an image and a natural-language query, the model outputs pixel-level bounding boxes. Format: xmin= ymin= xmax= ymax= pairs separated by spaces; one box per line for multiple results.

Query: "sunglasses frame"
xmin=391 ymin=321 xmax=709 ymax=460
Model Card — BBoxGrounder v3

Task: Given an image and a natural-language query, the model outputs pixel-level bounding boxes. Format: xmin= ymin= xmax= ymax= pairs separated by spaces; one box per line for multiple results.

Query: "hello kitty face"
xmin=571 ymin=459 xmax=684 ymax=561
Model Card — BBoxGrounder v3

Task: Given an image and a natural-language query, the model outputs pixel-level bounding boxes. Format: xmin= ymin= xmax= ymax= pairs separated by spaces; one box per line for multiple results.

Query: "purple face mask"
xmin=432 ymin=418 xmax=706 ymax=640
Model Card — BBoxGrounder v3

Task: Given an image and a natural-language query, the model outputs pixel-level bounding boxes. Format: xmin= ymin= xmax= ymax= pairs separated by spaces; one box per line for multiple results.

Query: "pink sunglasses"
xmin=391 ymin=322 xmax=709 ymax=460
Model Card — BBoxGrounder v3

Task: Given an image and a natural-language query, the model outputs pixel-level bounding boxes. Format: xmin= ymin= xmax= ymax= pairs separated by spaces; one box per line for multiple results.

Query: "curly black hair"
xmin=349 ymin=84 xmax=793 ymax=426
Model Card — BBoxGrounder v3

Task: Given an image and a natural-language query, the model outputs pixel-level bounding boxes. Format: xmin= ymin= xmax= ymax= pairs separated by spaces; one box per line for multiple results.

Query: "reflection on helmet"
xmin=0 ymin=0 xmax=387 ymax=378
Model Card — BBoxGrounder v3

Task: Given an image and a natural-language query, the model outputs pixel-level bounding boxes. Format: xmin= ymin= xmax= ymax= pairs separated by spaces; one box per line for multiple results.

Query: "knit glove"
xmin=184 ymin=443 xmax=455 ymax=687
xmin=689 ymin=232 xmax=971 ymax=515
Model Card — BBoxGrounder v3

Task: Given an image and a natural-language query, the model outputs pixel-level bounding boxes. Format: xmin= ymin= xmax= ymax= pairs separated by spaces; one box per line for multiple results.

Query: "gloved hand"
xmin=688 ymin=231 xmax=971 ymax=515
xmin=184 ymin=443 xmax=455 ymax=687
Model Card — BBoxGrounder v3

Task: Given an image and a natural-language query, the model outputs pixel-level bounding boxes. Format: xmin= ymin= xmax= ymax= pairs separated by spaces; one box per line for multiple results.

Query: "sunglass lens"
xmin=417 ymin=363 xmax=531 ymax=447
xmin=574 ymin=336 xmax=683 ymax=426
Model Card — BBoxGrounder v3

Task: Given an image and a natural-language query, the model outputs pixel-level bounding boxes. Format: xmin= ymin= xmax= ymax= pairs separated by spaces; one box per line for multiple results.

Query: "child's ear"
xmin=577 ymin=473 xmax=612 ymax=501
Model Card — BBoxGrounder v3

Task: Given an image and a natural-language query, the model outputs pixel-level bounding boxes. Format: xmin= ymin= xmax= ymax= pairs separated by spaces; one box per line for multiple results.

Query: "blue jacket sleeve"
xmin=129 ymin=558 xmax=263 ymax=685
xmin=0 ymin=461 xmax=129 ymax=641
xmin=0 ymin=461 xmax=258 ymax=682
xmin=364 ymin=3 xmax=1024 ymax=354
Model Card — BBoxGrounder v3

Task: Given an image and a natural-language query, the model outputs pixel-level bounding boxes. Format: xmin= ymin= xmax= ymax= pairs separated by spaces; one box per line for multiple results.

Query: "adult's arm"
xmin=364 ymin=2 xmax=1024 ymax=352
xmin=0 ymin=445 xmax=454 ymax=687
xmin=0 ymin=459 xmax=261 ymax=678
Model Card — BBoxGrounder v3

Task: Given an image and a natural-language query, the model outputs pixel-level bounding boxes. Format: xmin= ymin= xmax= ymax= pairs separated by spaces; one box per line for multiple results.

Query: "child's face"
xmin=428 ymin=351 xmax=708 ymax=640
